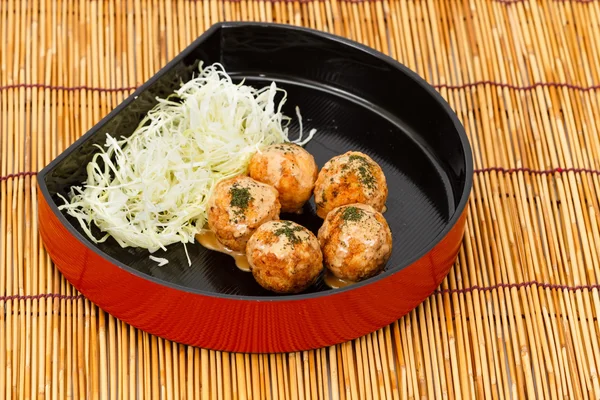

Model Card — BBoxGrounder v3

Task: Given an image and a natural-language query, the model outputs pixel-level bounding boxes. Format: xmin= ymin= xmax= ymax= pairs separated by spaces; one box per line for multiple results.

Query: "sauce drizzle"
xmin=324 ymin=270 xmax=356 ymax=289
xmin=196 ymin=230 xmax=250 ymax=272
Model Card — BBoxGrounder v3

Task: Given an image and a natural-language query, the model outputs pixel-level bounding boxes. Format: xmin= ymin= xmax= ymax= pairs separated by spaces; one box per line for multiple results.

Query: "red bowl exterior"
xmin=38 ymin=186 xmax=467 ymax=353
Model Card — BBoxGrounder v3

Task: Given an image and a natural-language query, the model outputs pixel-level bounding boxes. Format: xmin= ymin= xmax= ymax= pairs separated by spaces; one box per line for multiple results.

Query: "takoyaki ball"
xmin=313 ymin=151 xmax=388 ymax=219
xmin=246 ymin=220 xmax=323 ymax=294
xmin=248 ymin=143 xmax=318 ymax=213
xmin=207 ymin=175 xmax=281 ymax=252
xmin=318 ymin=203 xmax=392 ymax=282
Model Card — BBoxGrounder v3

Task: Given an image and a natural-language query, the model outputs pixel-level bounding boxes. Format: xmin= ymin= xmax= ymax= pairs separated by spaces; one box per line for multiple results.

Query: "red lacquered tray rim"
xmin=38 ymin=190 xmax=469 ymax=353
xmin=36 ymin=22 xmax=474 ymax=303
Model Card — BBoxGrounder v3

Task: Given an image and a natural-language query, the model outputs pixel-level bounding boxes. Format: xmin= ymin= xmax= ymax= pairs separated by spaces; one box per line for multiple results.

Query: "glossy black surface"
xmin=40 ymin=23 xmax=471 ymax=298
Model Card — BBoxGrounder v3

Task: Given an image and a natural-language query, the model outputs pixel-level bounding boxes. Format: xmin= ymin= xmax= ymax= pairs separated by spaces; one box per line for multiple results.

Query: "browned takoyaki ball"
xmin=246 ymin=220 xmax=323 ymax=293
xmin=248 ymin=143 xmax=318 ymax=214
xmin=313 ymin=151 xmax=388 ymax=219
xmin=207 ymin=175 xmax=281 ymax=252
xmin=318 ymin=203 xmax=392 ymax=282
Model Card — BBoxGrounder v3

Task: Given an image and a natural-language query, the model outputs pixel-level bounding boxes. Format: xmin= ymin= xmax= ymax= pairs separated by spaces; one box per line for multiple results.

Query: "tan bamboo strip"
xmin=5 ymin=4 xmax=17 ymax=400
xmin=301 ymin=351 xmax=311 ymax=400
xmin=401 ymin=316 xmax=417 ymax=399
xmin=59 ymin=3 xmax=71 ymax=397
xmin=311 ymin=349 xmax=322 ymax=400
xmin=365 ymin=335 xmax=378 ymax=400
xmin=283 ymin=354 xmax=293 ymax=400
xmin=250 ymin=0 xmax=259 ymax=23
xmin=176 ymin=345 xmax=184 ymax=400
xmin=230 ymin=353 xmax=238 ymax=399
xmin=58 ymin=280 xmax=66 ymax=399
xmin=0 ymin=1 xmax=8 ymax=388
xmin=178 ymin=345 xmax=185 ymax=400
xmin=241 ymin=353 xmax=249 ymax=399
xmin=220 ymin=351 xmax=229 ymax=400
xmin=149 ymin=0 xmax=160 ymax=76
xmin=141 ymin=332 xmax=150 ymax=399
xmin=21 ymin=1 xmax=34 ymax=399
xmin=351 ymin=338 xmax=364 ymax=400
xmin=170 ymin=344 xmax=179 ymax=400
xmin=185 ymin=346 xmax=192 ymax=400
xmin=293 ymin=352 xmax=303 ymax=400
xmin=116 ymin=321 xmax=124 ymax=400
xmin=31 ymin=4 xmax=44 ymax=399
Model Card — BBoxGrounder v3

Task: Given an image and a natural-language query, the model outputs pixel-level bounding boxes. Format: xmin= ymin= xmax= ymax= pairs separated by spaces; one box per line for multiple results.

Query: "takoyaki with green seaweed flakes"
xmin=248 ymin=143 xmax=318 ymax=214
xmin=318 ymin=203 xmax=392 ymax=282
xmin=207 ymin=175 xmax=281 ymax=252
xmin=313 ymin=151 xmax=387 ymax=219
xmin=246 ymin=220 xmax=323 ymax=293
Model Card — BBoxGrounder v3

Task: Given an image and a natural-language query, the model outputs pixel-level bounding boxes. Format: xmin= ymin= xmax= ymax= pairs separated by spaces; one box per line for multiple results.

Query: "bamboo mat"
xmin=2 ymin=0 xmax=600 ymax=398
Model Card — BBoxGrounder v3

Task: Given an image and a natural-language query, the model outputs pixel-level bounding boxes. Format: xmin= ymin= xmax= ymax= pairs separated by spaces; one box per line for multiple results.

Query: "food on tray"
xmin=313 ymin=151 xmax=388 ymax=219
xmin=246 ymin=220 xmax=323 ymax=293
xmin=318 ymin=204 xmax=392 ymax=282
xmin=248 ymin=143 xmax=318 ymax=214
xmin=57 ymin=62 xmax=315 ymax=265
xmin=200 ymin=148 xmax=393 ymax=293
xmin=207 ymin=175 xmax=281 ymax=252
xmin=55 ymin=59 xmax=395 ymax=294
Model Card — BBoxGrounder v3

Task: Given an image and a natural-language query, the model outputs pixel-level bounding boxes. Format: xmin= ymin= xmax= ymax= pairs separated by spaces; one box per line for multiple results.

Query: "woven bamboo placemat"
xmin=2 ymin=0 xmax=600 ymax=398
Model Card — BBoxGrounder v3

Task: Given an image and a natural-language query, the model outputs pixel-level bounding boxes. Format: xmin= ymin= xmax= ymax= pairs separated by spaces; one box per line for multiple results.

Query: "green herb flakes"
xmin=341 ymin=206 xmax=365 ymax=222
xmin=274 ymin=221 xmax=304 ymax=244
xmin=229 ymin=184 xmax=253 ymax=211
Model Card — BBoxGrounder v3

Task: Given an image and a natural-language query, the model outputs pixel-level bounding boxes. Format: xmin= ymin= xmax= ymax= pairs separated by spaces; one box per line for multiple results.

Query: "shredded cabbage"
xmin=58 ymin=62 xmax=316 ymax=264
xmin=149 ymin=256 xmax=169 ymax=267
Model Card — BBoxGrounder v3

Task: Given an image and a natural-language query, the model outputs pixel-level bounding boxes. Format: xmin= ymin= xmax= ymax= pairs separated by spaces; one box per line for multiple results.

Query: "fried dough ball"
xmin=248 ymin=143 xmax=318 ymax=214
xmin=246 ymin=220 xmax=323 ymax=293
xmin=207 ymin=175 xmax=281 ymax=252
xmin=318 ymin=203 xmax=392 ymax=282
xmin=313 ymin=151 xmax=388 ymax=219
